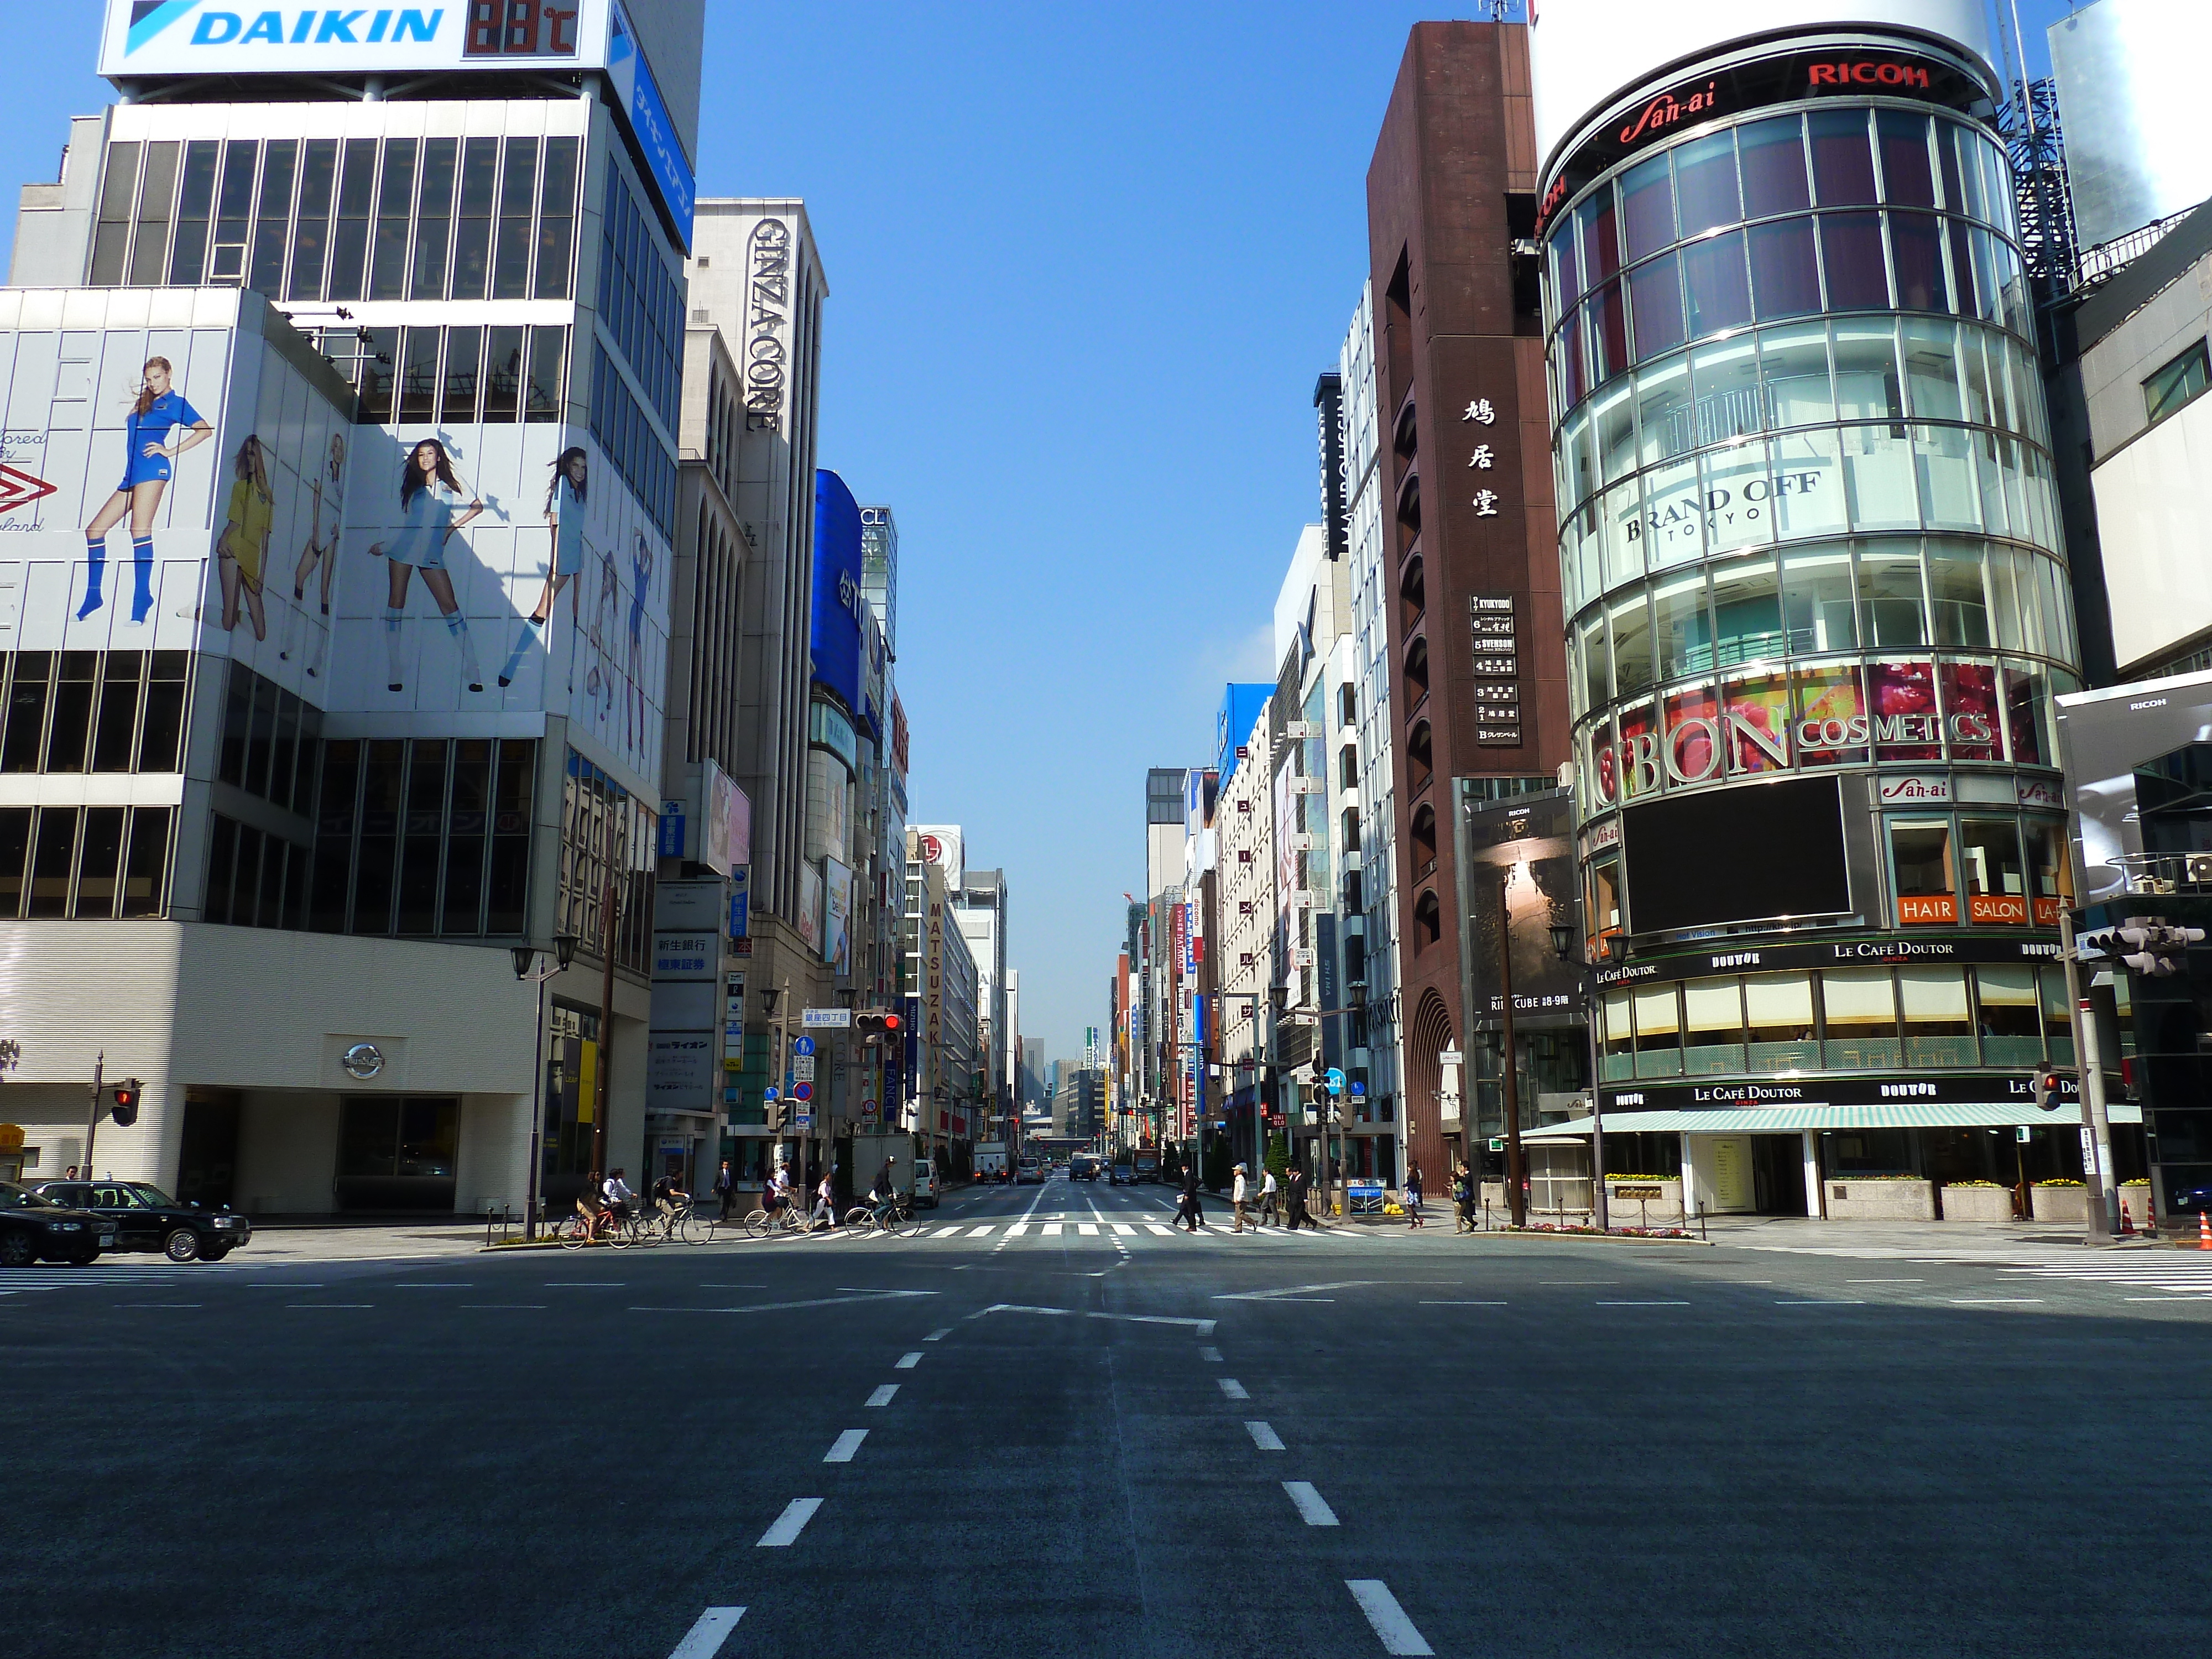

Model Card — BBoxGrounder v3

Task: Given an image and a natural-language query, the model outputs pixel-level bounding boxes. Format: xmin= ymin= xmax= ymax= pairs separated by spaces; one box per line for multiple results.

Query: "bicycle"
xmin=641 ymin=1200 xmax=697 ymax=1245
xmin=743 ymin=1199 xmax=812 ymax=1239
xmin=843 ymin=1196 xmax=917 ymax=1238
xmin=557 ymin=1205 xmax=633 ymax=1250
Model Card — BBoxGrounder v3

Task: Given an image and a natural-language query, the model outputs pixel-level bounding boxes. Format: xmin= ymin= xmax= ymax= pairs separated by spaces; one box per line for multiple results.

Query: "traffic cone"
xmin=2120 ymin=1196 xmax=2135 ymax=1236
xmin=2200 ymin=1210 xmax=2211 ymax=1251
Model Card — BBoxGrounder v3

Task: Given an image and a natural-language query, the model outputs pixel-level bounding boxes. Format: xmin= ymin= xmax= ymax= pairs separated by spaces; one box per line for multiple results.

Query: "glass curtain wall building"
xmin=1535 ymin=20 xmax=2114 ymax=1213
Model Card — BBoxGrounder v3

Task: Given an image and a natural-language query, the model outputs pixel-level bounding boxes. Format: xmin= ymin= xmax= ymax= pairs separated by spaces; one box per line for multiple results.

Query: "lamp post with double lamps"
xmin=511 ymin=932 xmax=580 ymax=1240
xmin=1550 ymin=920 xmax=1623 ymax=1232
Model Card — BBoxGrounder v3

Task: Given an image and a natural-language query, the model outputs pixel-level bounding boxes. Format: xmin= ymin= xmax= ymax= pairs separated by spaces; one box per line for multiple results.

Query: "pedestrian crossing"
xmin=1999 ymin=1253 xmax=2212 ymax=1296
xmin=784 ymin=1215 xmax=1348 ymax=1247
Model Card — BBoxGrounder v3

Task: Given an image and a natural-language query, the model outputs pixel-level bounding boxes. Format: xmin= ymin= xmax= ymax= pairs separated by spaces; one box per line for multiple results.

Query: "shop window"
xmin=1820 ymin=967 xmax=1900 ymax=1067
xmin=1587 ymin=856 xmax=1621 ymax=952
xmin=1675 ymin=131 xmax=1740 ymax=237
xmin=1760 ymin=321 xmax=1833 ymax=427
xmin=1876 ymin=111 xmax=1938 ymax=210
xmin=1682 ymin=229 xmax=1751 ymax=339
xmin=2143 ymin=341 xmax=2209 ymax=427
xmin=335 ymin=1097 xmax=459 ymax=1211
xmin=1974 ymin=965 xmax=2043 ymax=1067
xmin=1960 ymin=816 xmax=2026 ymax=925
xmin=2023 ymin=818 xmax=2070 ymax=927
xmin=2039 ymin=968 xmax=2075 ymax=1066
xmin=1745 ymin=972 xmax=1816 ymax=1072
xmin=1629 ymin=252 xmax=1685 ymax=362
xmin=1890 ymin=818 xmax=1957 ymax=925
xmin=1683 ymin=979 xmax=1746 ymax=1074
xmin=1900 ymin=965 xmax=1976 ymax=1067
xmin=1751 ymin=218 xmax=1820 ymax=318
xmin=1927 ymin=541 xmax=1992 ymax=648
xmin=1781 ymin=550 xmax=1858 ymax=655
xmin=1598 ymin=988 xmax=1634 ymax=1081
xmin=1708 ymin=560 xmax=1783 ymax=669
xmin=1631 ymin=983 xmax=1682 ymax=1077
xmin=1653 ymin=571 xmax=1710 ymax=680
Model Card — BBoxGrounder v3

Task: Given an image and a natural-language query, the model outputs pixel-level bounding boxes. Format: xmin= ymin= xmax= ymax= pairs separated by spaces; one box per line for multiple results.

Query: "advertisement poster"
xmin=1460 ymin=791 xmax=1581 ymax=1028
xmin=823 ymin=856 xmax=852 ymax=979
xmin=0 ymin=292 xmax=670 ymax=804
xmin=797 ymin=862 xmax=823 ymax=958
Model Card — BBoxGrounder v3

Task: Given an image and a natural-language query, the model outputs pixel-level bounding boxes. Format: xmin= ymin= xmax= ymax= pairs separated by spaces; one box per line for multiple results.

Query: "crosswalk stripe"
xmin=1077 ymin=1223 xmax=1098 ymax=1236
xmin=1005 ymin=1223 xmax=1029 ymax=1237
xmin=932 ymin=1226 xmax=961 ymax=1238
xmin=967 ymin=1225 xmax=994 ymax=1237
xmin=1145 ymin=1224 xmax=1173 ymax=1236
xmin=1113 ymin=1223 xmax=1135 ymax=1237
xmin=1039 ymin=1223 xmax=1062 ymax=1237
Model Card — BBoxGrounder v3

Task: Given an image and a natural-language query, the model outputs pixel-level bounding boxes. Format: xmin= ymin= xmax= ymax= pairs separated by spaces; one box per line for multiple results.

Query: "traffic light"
xmin=2081 ymin=917 xmax=2208 ymax=977
xmin=109 ymin=1079 xmax=141 ymax=1128
xmin=856 ymin=1009 xmax=904 ymax=1045
xmin=2031 ymin=1065 xmax=2059 ymax=1112
xmin=765 ymin=1096 xmax=787 ymax=1134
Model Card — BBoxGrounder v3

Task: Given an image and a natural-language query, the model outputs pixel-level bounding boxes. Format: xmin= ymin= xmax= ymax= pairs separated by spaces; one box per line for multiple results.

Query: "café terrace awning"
xmin=1522 ymin=1099 xmax=2143 ymax=1140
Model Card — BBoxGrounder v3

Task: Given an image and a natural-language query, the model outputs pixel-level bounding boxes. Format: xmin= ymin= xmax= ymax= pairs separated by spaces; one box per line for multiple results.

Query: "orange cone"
xmin=2120 ymin=1196 xmax=2135 ymax=1236
xmin=2200 ymin=1210 xmax=2211 ymax=1251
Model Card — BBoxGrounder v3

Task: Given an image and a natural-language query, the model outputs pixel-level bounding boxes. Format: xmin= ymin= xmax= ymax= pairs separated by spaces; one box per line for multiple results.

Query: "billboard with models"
xmin=0 ymin=288 xmax=669 ymax=802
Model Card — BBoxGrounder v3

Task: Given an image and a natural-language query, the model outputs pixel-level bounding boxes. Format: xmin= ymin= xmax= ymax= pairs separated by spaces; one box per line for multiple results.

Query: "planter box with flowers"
xmin=1604 ymin=1176 xmax=1684 ymax=1226
xmin=1825 ymin=1176 xmax=1936 ymax=1220
xmin=2031 ymin=1181 xmax=2086 ymax=1224
xmin=1940 ymin=1182 xmax=2016 ymax=1222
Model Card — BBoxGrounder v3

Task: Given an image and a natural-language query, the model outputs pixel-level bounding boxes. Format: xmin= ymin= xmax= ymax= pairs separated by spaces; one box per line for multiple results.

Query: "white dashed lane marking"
xmin=755 ymin=1499 xmax=820 ymax=1547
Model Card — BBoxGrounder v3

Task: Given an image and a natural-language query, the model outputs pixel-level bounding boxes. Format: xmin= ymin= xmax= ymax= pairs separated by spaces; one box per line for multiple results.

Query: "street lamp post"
xmin=510 ymin=932 xmax=579 ymax=1241
xmin=1491 ymin=870 xmax=1527 ymax=1229
xmin=1551 ymin=922 xmax=1623 ymax=1232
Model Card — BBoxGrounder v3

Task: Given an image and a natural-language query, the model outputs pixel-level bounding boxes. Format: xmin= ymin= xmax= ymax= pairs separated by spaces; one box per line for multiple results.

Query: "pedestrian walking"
xmin=1405 ymin=1163 xmax=1425 ymax=1228
xmin=810 ymin=1171 xmax=837 ymax=1230
xmin=1232 ymin=1163 xmax=1250 ymax=1233
xmin=1286 ymin=1165 xmax=1313 ymax=1230
xmin=1259 ymin=1165 xmax=1280 ymax=1226
xmin=1453 ymin=1162 xmax=1475 ymax=1233
xmin=1178 ymin=1162 xmax=1205 ymax=1231
xmin=713 ymin=1159 xmax=737 ymax=1222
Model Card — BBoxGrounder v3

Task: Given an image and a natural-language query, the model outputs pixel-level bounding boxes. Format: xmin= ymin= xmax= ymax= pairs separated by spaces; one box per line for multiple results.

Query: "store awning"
xmin=1524 ymin=1100 xmax=2143 ymax=1140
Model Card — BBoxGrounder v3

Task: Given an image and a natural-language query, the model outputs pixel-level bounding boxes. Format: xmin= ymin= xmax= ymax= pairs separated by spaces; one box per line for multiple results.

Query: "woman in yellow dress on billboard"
xmin=215 ymin=434 xmax=274 ymax=643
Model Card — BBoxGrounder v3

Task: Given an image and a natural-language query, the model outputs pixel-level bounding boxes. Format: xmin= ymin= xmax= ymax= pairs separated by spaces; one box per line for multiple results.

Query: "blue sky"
xmin=0 ymin=1 xmax=2081 ymax=1062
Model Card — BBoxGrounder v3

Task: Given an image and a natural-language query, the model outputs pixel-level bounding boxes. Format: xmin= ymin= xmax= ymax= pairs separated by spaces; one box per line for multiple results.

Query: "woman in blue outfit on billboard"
xmin=499 ymin=446 xmax=588 ymax=690
xmin=80 ymin=356 xmax=212 ymax=623
xmin=366 ymin=438 xmax=486 ymax=695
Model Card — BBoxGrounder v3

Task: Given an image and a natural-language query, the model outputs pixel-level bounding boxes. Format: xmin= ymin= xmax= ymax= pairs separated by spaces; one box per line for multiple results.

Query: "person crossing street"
xmin=1286 ymin=1165 xmax=1314 ymax=1229
xmin=1232 ymin=1163 xmax=1250 ymax=1233
xmin=1177 ymin=1162 xmax=1206 ymax=1231
xmin=1259 ymin=1165 xmax=1280 ymax=1226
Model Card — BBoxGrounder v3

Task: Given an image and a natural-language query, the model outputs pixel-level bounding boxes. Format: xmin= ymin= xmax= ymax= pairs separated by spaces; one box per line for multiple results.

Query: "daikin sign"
xmin=99 ymin=0 xmax=613 ymax=77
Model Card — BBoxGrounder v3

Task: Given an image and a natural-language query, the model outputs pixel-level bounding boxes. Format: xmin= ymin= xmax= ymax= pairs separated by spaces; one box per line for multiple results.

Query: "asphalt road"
xmin=7 ymin=1172 xmax=2210 ymax=1658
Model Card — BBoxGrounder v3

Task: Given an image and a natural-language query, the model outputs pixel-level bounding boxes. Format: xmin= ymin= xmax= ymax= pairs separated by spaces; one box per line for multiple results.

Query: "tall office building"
xmin=0 ymin=1 xmax=702 ymax=1212
xmin=1529 ymin=0 xmax=2094 ymax=1214
xmin=1366 ymin=22 xmax=1567 ymax=1192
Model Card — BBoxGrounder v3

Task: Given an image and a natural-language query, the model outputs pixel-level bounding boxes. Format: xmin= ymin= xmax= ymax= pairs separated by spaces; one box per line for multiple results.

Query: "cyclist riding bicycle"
xmin=869 ymin=1156 xmax=900 ymax=1227
xmin=651 ymin=1171 xmax=690 ymax=1215
xmin=602 ymin=1168 xmax=636 ymax=1222
xmin=765 ymin=1164 xmax=793 ymax=1218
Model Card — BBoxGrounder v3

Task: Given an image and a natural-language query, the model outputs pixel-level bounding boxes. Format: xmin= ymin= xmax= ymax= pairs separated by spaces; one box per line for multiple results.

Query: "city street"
xmin=8 ymin=1172 xmax=2209 ymax=1658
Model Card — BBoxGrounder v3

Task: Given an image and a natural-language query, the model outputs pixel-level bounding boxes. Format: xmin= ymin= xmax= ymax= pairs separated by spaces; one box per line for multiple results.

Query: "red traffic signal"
xmin=857 ymin=1010 xmax=905 ymax=1044
xmin=109 ymin=1079 xmax=142 ymax=1129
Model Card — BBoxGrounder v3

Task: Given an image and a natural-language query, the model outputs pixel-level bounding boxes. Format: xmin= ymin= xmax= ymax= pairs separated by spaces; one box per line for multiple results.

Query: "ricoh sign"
xmin=100 ymin=0 xmax=612 ymax=76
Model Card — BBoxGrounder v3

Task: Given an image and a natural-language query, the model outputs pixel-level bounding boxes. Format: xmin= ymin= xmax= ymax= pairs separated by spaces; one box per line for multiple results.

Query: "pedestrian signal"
xmin=109 ymin=1079 xmax=142 ymax=1128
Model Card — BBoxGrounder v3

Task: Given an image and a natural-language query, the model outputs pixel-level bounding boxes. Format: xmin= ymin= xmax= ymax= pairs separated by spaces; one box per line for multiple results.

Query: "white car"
xmin=1015 ymin=1156 xmax=1044 ymax=1185
xmin=910 ymin=1164 xmax=940 ymax=1209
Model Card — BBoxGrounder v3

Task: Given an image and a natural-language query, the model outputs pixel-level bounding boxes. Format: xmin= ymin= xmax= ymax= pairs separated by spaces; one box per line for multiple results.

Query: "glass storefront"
xmin=1541 ymin=36 xmax=2090 ymax=1143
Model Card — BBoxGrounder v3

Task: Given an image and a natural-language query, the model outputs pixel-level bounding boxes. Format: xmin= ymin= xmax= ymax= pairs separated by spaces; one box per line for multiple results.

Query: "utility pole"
xmin=2058 ymin=910 xmax=2116 ymax=1240
xmin=82 ymin=1050 xmax=105 ymax=1180
xmin=1496 ymin=870 xmax=1527 ymax=1229
xmin=591 ymin=855 xmax=619 ymax=1183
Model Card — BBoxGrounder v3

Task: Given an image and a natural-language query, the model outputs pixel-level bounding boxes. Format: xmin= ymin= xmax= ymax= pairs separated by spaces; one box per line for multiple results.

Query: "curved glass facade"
xmin=1537 ymin=39 xmax=2095 ymax=1186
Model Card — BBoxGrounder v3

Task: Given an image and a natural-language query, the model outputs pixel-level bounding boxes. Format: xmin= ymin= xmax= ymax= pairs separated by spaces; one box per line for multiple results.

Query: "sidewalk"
xmin=1699 ymin=1213 xmax=2173 ymax=1260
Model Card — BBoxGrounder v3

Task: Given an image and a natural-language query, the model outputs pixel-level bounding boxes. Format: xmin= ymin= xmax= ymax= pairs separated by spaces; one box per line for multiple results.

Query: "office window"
xmin=493 ymin=137 xmax=538 ymax=298
xmin=250 ymin=139 xmax=298 ymax=295
xmin=0 ymin=804 xmax=171 ymax=920
xmin=535 ymin=135 xmax=578 ymax=299
xmin=452 ymin=136 xmax=500 ymax=299
xmin=2144 ymin=341 xmax=2209 ymax=426
xmin=369 ymin=138 xmax=417 ymax=300
xmin=411 ymin=137 xmax=458 ymax=300
xmin=168 ymin=140 xmax=220 ymax=284
xmin=328 ymin=138 xmax=378 ymax=301
xmin=90 ymin=142 xmax=139 ymax=285
xmin=288 ymin=138 xmax=338 ymax=301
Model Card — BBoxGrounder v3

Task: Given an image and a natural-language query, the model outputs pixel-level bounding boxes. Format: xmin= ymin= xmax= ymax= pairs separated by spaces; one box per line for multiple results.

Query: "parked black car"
xmin=0 ymin=1182 xmax=121 ymax=1266
xmin=30 ymin=1180 xmax=252 ymax=1262
xmin=2171 ymin=1184 xmax=2212 ymax=1213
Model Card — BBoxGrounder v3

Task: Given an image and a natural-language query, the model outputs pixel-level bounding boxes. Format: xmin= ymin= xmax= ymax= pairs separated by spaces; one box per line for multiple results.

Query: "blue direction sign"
xmin=794 ymin=1036 xmax=817 ymax=1057
xmin=792 ymin=1081 xmax=814 ymax=1102
xmin=1350 ymin=1080 xmax=1367 ymax=1097
xmin=763 ymin=1086 xmax=779 ymax=1102
xmin=1325 ymin=1067 xmax=1345 ymax=1095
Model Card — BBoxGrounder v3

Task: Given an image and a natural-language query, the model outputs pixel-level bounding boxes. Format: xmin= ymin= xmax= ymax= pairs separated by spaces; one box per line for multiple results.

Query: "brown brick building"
xmin=1365 ymin=22 xmax=1566 ymax=1185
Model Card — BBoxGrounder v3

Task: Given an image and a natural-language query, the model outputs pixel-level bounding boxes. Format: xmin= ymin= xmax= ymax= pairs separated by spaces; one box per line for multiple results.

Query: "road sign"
xmin=1349 ymin=1080 xmax=1366 ymax=1097
xmin=803 ymin=1008 xmax=852 ymax=1029
xmin=763 ymin=1086 xmax=780 ymax=1102
xmin=795 ymin=1112 xmax=813 ymax=1129
xmin=1489 ymin=1136 xmax=1505 ymax=1152
xmin=1325 ymin=1067 xmax=1345 ymax=1093
xmin=794 ymin=1035 xmax=816 ymax=1057
xmin=793 ymin=1081 xmax=814 ymax=1102
xmin=793 ymin=1055 xmax=816 ymax=1081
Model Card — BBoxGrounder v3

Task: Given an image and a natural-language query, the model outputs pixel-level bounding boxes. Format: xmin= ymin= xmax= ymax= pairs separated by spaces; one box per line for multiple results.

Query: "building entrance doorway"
xmin=176 ymin=1093 xmax=242 ymax=1208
